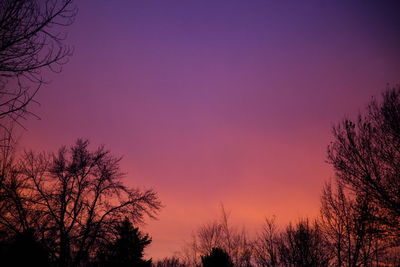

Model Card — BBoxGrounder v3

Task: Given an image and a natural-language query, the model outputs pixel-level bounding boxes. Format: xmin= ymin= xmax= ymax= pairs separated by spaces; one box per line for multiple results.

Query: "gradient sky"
xmin=19 ymin=0 xmax=400 ymax=259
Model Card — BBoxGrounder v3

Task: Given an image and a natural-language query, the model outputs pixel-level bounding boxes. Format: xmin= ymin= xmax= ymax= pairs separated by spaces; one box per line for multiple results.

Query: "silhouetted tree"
xmin=201 ymin=247 xmax=233 ymax=267
xmin=0 ymin=127 xmax=15 ymax=197
xmin=155 ymin=256 xmax=187 ymax=267
xmin=253 ymin=217 xmax=279 ymax=267
xmin=182 ymin=206 xmax=252 ymax=267
xmin=97 ymin=218 xmax=152 ymax=267
xmin=0 ymin=0 xmax=76 ymax=129
xmin=277 ymin=219 xmax=330 ymax=267
xmin=328 ymin=86 xmax=400 ymax=235
xmin=0 ymin=139 xmax=161 ymax=266
xmin=0 ymin=229 xmax=51 ymax=267
xmin=320 ymin=180 xmax=387 ymax=266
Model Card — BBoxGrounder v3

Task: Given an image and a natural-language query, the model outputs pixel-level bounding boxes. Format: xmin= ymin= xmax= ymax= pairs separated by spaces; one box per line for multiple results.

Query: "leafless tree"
xmin=0 ymin=0 xmax=76 ymax=129
xmin=253 ymin=217 xmax=279 ymax=267
xmin=320 ymin=181 xmax=351 ymax=267
xmin=182 ymin=205 xmax=253 ymax=267
xmin=155 ymin=256 xmax=187 ymax=267
xmin=328 ymin=86 xmax=400 ymax=235
xmin=320 ymin=180 xmax=389 ymax=266
xmin=0 ymin=139 xmax=161 ymax=267
xmin=277 ymin=219 xmax=331 ymax=267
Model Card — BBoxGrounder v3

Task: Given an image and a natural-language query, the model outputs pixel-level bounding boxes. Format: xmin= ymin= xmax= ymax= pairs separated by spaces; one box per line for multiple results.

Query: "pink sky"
xmin=18 ymin=0 xmax=400 ymax=258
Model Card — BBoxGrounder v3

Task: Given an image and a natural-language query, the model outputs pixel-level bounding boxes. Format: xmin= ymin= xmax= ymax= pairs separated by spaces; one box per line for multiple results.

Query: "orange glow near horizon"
xmin=18 ymin=0 xmax=400 ymax=259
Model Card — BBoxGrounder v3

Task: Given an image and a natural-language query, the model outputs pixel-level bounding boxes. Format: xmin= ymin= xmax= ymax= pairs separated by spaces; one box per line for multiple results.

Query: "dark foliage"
xmin=97 ymin=218 xmax=152 ymax=267
xmin=0 ymin=229 xmax=51 ymax=267
xmin=201 ymin=247 xmax=234 ymax=267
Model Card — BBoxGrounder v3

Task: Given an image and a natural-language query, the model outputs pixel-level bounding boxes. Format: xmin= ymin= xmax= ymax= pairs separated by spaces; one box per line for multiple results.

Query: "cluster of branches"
xmin=180 ymin=206 xmax=252 ymax=267
xmin=0 ymin=0 xmax=76 ymax=133
xmin=171 ymin=210 xmax=331 ymax=267
xmin=157 ymin=204 xmax=399 ymax=267
xmin=254 ymin=218 xmax=331 ymax=267
xmin=0 ymin=139 xmax=161 ymax=266
xmin=319 ymin=180 xmax=398 ymax=266
xmin=328 ymin=87 xmax=400 ymax=235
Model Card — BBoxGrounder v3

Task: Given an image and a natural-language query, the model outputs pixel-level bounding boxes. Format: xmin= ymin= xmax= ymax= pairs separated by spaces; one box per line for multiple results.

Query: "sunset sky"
xmin=19 ymin=0 xmax=400 ymax=258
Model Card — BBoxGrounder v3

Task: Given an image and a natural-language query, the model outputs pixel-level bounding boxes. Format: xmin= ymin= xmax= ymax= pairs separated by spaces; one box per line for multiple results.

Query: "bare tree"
xmin=277 ymin=219 xmax=331 ymax=267
xmin=320 ymin=180 xmax=388 ymax=266
xmin=253 ymin=217 xmax=279 ymax=267
xmin=155 ymin=257 xmax=187 ymax=267
xmin=182 ymin=205 xmax=253 ymax=267
xmin=320 ymin=181 xmax=350 ymax=267
xmin=0 ymin=0 xmax=76 ymax=128
xmin=328 ymin=86 xmax=400 ymax=235
xmin=0 ymin=139 xmax=161 ymax=267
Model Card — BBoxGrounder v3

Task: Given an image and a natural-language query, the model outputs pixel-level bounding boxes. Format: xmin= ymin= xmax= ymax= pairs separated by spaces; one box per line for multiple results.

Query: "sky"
xmin=19 ymin=0 xmax=400 ymax=259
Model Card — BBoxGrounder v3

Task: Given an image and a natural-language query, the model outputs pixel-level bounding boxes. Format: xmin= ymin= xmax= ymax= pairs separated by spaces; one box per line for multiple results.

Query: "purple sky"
xmin=20 ymin=0 xmax=400 ymax=258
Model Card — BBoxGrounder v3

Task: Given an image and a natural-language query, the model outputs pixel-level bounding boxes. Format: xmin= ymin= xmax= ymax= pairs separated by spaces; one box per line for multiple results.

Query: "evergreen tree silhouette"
xmin=201 ymin=247 xmax=233 ymax=267
xmin=97 ymin=218 xmax=152 ymax=267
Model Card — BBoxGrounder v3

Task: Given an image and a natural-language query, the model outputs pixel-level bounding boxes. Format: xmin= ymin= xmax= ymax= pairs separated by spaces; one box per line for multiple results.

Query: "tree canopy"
xmin=0 ymin=139 xmax=161 ymax=266
xmin=328 ymin=86 xmax=400 ymax=236
xmin=0 ymin=0 xmax=76 ymax=129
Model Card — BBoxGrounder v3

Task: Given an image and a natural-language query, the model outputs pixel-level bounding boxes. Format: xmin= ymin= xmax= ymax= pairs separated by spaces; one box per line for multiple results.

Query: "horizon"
xmin=12 ymin=0 xmax=400 ymax=260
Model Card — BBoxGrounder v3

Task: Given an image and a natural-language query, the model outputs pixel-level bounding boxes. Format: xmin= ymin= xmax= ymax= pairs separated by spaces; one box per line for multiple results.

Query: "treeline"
xmin=155 ymin=88 xmax=400 ymax=267
xmin=1 ymin=0 xmax=400 ymax=266
xmin=2 ymin=88 xmax=399 ymax=266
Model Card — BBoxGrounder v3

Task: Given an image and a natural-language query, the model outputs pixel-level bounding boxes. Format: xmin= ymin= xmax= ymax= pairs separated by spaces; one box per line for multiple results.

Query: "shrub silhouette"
xmin=201 ymin=247 xmax=233 ymax=267
xmin=0 ymin=229 xmax=51 ymax=267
